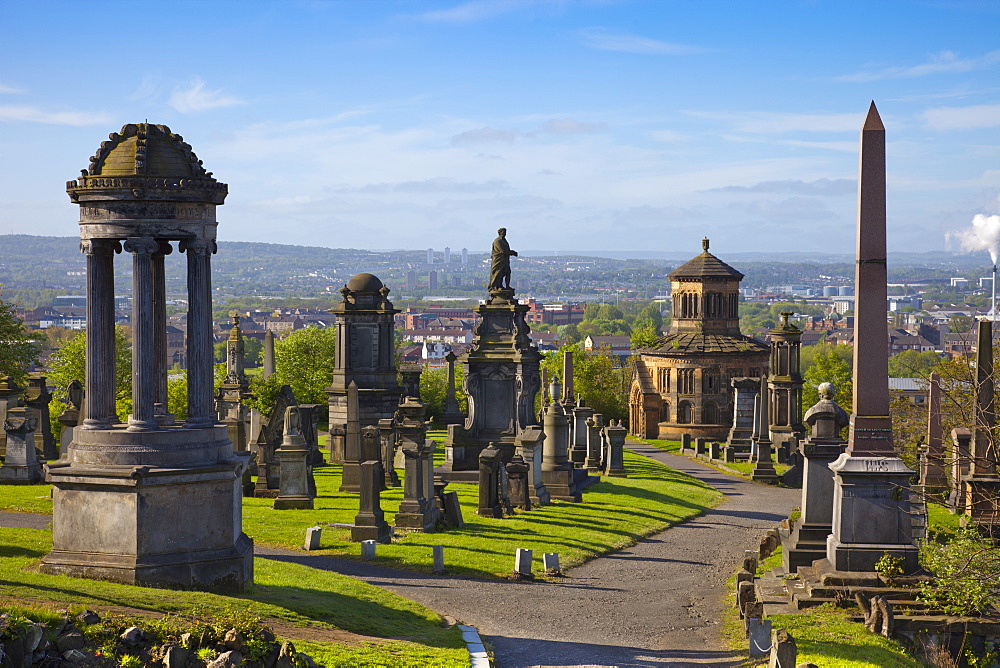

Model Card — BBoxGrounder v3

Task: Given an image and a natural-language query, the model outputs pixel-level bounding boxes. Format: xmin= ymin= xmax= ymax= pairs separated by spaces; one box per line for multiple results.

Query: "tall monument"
xmin=826 ymin=104 xmax=918 ymax=572
xmin=438 ymin=229 xmax=542 ymax=480
xmin=964 ymin=319 xmax=1000 ymax=536
xmin=767 ymin=312 xmax=805 ymax=453
xmin=42 ymin=123 xmax=253 ymax=590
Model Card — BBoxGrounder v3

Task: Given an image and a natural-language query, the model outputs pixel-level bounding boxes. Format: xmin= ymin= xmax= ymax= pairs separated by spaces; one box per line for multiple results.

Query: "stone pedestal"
xmin=783 ymin=441 xmax=845 ymax=572
xmin=437 ymin=289 xmax=541 ymax=480
xmin=584 ymin=413 xmax=604 ymax=471
xmin=477 ymin=444 xmax=503 ymax=518
xmin=826 ymin=453 xmax=919 ymax=572
xmin=440 ymin=351 xmax=464 ymax=425
xmin=0 ymin=407 xmax=42 ymax=483
xmin=569 ymin=402 xmax=594 ymax=465
xmin=0 ymin=376 xmax=23 ymax=459
xmin=506 ymin=454 xmax=531 ymax=510
xmin=541 ymin=402 xmax=579 ymax=502
xmin=25 ymin=375 xmax=56 ymax=460
xmin=274 ymin=407 xmax=315 ymax=510
xmin=395 ymin=409 xmax=439 ymax=531
xmin=604 ymin=420 xmax=627 ymax=477
xmin=352 ymin=460 xmax=391 ymax=543
xmin=516 ymin=425 xmax=549 ymax=505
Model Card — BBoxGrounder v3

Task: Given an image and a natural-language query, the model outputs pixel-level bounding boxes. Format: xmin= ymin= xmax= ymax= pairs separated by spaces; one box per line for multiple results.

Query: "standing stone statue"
xmin=488 ymin=227 xmax=518 ymax=292
xmin=274 ymin=406 xmax=315 ymax=510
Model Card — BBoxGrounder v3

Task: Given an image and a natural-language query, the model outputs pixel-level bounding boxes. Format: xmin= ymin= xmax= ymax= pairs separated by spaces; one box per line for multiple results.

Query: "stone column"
xmin=750 ymin=375 xmax=779 ymax=483
xmin=562 ymin=351 xmax=576 ymax=409
xmin=183 ymin=239 xmax=216 ymax=428
xmin=125 ymin=237 xmax=159 ymax=431
xmin=541 ymin=402 xmax=578 ymax=501
xmin=152 ymin=241 xmax=172 ymax=421
xmin=827 ymin=103 xmax=918 ymax=572
xmin=81 ymin=239 xmax=117 ymax=429
xmin=920 ymin=371 xmax=948 ymax=493
xmin=262 ymin=330 xmax=275 ymax=379
xmin=441 ymin=351 xmax=464 ymax=425
xmin=604 ymin=420 xmax=627 ymax=477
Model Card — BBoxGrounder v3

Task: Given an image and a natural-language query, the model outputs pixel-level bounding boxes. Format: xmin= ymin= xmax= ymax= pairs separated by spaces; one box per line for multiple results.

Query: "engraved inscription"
xmin=81 ymin=202 xmax=213 ymax=221
xmin=864 ymin=458 xmax=890 ymax=472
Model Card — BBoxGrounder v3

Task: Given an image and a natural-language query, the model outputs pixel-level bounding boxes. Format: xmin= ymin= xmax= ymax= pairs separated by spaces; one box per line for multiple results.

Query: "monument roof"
xmin=85 ymin=123 xmax=213 ymax=178
xmin=346 ymin=273 xmax=384 ymax=292
xmin=638 ymin=332 xmax=768 ymax=356
xmin=668 ymin=238 xmax=744 ymax=281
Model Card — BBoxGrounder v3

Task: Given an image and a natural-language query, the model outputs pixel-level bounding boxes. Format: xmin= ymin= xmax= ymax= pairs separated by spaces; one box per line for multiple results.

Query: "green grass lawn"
xmin=630 ymin=437 xmax=682 ymax=453
xmin=635 ymin=437 xmax=791 ymax=478
xmin=716 ymin=459 xmax=791 ymax=478
xmin=243 ymin=449 xmax=721 ymax=578
xmin=0 ymin=526 xmax=468 ymax=666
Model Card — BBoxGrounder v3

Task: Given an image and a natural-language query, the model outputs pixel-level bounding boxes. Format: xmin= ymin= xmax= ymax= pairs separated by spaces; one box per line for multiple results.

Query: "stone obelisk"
xmin=826 ymin=103 xmax=918 ymax=572
xmin=920 ymin=371 xmax=948 ymax=493
xmin=964 ymin=319 xmax=1000 ymax=536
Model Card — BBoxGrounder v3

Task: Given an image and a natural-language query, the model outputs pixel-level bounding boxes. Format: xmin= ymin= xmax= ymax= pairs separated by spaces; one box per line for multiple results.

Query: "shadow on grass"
xmin=0 ymin=544 xmax=46 ymax=559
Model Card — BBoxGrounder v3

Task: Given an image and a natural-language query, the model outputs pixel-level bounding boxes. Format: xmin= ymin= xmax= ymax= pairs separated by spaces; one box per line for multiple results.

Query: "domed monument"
xmin=630 ymin=239 xmax=769 ymax=441
xmin=42 ymin=124 xmax=253 ymax=590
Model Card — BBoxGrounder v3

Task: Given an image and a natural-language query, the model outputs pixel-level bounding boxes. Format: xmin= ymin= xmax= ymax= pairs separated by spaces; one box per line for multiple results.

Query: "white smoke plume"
xmin=948 ymin=213 xmax=1000 ymax=264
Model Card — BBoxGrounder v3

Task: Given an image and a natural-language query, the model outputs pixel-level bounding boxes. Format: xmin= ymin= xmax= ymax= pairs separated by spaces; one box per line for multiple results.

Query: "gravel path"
xmin=2 ymin=445 xmax=798 ymax=667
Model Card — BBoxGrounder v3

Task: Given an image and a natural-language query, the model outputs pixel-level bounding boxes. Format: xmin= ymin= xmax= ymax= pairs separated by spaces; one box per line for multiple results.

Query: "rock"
xmin=55 ymin=631 xmax=86 ymax=653
xmin=768 ymin=628 xmax=797 ymax=668
xmin=120 ymin=626 xmax=144 ymax=645
xmin=180 ymin=632 xmax=195 ymax=649
xmin=223 ymin=629 xmax=246 ymax=653
xmin=198 ymin=627 xmax=215 ymax=649
xmin=78 ymin=610 xmax=101 ymax=626
xmin=275 ymin=641 xmax=296 ymax=668
xmin=62 ymin=649 xmax=89 ymax=664
xmin=208 ymin=650 xmax=243 ymax=668
xmin=163 ymin=644 xmax=190 ymax=668
xmin=24 ymin=624 xmax=45 ymax=653
xmin=296 ymin=653 xmax=320 ymax=668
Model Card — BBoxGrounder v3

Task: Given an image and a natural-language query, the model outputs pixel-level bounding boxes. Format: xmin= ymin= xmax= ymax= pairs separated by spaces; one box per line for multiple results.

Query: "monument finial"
xmin=702 ymin=237 xmax=710 ymax=252
xmin=863 ymin=101 xmax=884 ymax=131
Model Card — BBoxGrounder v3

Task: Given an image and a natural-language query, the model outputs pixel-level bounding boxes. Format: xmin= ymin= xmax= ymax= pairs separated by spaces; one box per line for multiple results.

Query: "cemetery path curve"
xmin=257 ymin=444 xmax=800 ymax=668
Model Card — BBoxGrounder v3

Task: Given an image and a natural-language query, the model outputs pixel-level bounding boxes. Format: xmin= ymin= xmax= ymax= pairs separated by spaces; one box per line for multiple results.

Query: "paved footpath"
xmin=3 ymin=445 xmax=798 ymax=667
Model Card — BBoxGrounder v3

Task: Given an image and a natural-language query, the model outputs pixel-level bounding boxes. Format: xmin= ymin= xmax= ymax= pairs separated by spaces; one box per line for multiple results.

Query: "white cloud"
xmin=686 ymin=110 xmax=861 ymax=134
xmin=709 ymin=178 xmax=854 ymax=196
xmin=169 ymin=78 xmax=243 ymax=113
xmin=579 ymin=28 xmax=708 ymax=55
xmin=451 ymin=126 xmax=524 ymax=145
xmin=836 ymin=49 xmax=1000 ymax=82
xmin=418 ymin=0 xmax=559 ymax=23
xmin=650 ymin=129 xmax=685 ymax=143
xmin=0 ymin=105 xmax=112 ymax=126
xmin=0 ymin=83 xmax=22 ymax=94
xmin=541 ymin=118 xmax=607 ymax=134
xmin=921 ymin=104 xmax=1000 ymax=131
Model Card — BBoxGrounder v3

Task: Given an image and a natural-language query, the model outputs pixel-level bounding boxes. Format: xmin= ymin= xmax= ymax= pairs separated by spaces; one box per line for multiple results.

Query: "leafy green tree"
xmin=802 ymin=344 xmax=853 ymax=421
xmin=629 ymin=325 xmax=660 ymax=350
xmin=948 ymin=313 xmax=973 ymax=335
xmin=542 ymin=344 xmax=628 ymax=423
xmin=887 ymin=350 xmax=942 ymax=378
xmin=248 ymin=326 xmax=336 ymax=411
xmin=919 ymin=527 xmax=1000 ymax=616
xmin=0 ymin=294 xmax=42 ymax=385
xmin=214 ymin=335 xmax=264 ymax=367
xmin=419 ymin=363 xmax=467 ymax=422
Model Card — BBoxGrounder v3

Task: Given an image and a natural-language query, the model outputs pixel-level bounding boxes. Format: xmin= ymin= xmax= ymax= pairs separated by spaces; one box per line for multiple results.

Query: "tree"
xmin=214 ymin=335 xmax=264 ymax=367
xmin=419 ymin=363 xmax=467 ymax=422
xmin=887 ymin=349 xmax=942 ymax=378
xmin=629 ymin=325 xmax=660 ymax=350
xmin=542 ymin=344 xmax=628 ymax=423
xmin=802 ymin=344 xmax=853 ymax=424
xmin=0 ymin=294 xmax=42 ymax=385
xmin=948 ymin=313 xmax=974 ymax=335
xmin=248 ymin=326 xmax=336 ymax=411
xmin=919 ymin=527 xmax=1000 ymax=616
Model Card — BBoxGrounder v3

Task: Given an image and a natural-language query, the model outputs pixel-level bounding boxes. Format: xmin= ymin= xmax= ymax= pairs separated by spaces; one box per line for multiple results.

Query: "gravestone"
xmin=750 ymin=376 xmax=780 ymax=483
xmin=515 ymin=425 xmax=549 ymax=505
xmin=540 ymin=402 xmax=579 ymax=502
xmin=395 ymin=399 xmax=439 ymax=531
xmin=217 ymin=314 xmax=254 ymax=496
xmin=274 ymin=406 xmax=315 ymax=510
xmin=584 ymin=414 xmax=604 ymax=471
xmin=569 ymin=400 xmax=594 ymax=465
xmin=378 ymin=418 xmax=399 ymax=487
xmin=339 ymin=381 xmax=363 ymax=493
xmin=0 ymin=376 xmax=23 ymax=459
xmin=255 ymin=385 xmax=297 ymax=497
xmin=398 ymin=363 xmax=422 ymax=399
xmin=440 ymin=352 xmax=464 ymax=425
xmin=0 ymin=407 xmax=42 ymax=483
xmin=57 ymin=380 xmax=84 ymax=458
xmin=780 ymin=437 xmax=804 ymax=488
xmin=604 ymin=420 xmax=627 ymax=477
xmin=352 ymin=460 xmax=391 ymax=543
xmin=506 ymin=454 xmax=531 ymax=510
xmin=298 ymin=404 xmax=324 ymax=466
xmin=25 ymin=375 xmax=56 ymax=460
xmin=477 ymin=443 xmax=503 ymax=518
xmin=681 ymin=433 xmax=692 ymax=453
xmin=724 ymin=377 xmax=758 ymax=461
xmin=949 ymin=428 xmax=972 ymax=511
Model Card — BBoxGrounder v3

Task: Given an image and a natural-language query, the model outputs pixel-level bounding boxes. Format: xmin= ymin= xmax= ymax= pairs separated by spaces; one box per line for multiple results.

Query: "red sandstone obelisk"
xmin=964 ymin=319 xmax=1000 ymax=535
xmin=825 ymin=102 xmax=919 ymax=573
xmin=920 ymin=371 xmax=948 ymax=492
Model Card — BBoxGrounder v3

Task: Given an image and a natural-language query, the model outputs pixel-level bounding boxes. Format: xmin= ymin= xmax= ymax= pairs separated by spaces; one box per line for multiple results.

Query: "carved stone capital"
xmin=180 ymin=238 xmax=217 ymax=255
xmin=80 ymin=238 xmax=121 ymax=256
xmin=123 ymin=237 xmax=159 ymax=255
xmin=4 ymin=416 xmax=37 ymax=433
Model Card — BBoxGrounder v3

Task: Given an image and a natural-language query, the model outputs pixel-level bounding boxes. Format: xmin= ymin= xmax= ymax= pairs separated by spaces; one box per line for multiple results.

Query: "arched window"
xmin=677 ymin=400 xmax=692 ymax=424
xmin=703 ymin=402 xmax=718 ymax=424
xmin=660 ymin=402 xmax=670 ymax=423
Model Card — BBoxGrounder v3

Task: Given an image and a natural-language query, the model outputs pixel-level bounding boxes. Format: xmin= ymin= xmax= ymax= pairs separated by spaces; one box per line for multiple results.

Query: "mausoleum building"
xmin=630 ymin=239 xmax=768 ymax=440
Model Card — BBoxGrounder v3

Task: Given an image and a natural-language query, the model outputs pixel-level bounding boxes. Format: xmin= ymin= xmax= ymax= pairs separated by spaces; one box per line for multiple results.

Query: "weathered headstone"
xmin=604 ymin=420 xmax=627 ymax=477
xmin=477 ymin=443 xmax=503 ymax=518
xmin=681 ymin=433 xmax=692 ymax=453
xmin=360 ymin=540 xmax=376 ymax=560
xmin=378 ymin=418 xmax=399 ymax=487
xmin=432 ymin=545 xmax=445 ymax=575
xmin=543 ymin=552 xmax=561 ymax=576
xmin=515 ymin=425 xmax=549 ymax=505
xmin=352 ymin=460 xmax=391 ymax=543
xmin=24 ymin=375 xmax=56 ymax=460
xmin=255 ymin=385 xmax=297 ymax=497
xmin=510 ymin=547 xmax=534 ymax=581
xmin=398 ymin=363 xmax=422 ymax=400
xmin=304 ymin=527 xmax=322 ymax=550
xmin=569 ymin=400 xmax=594 ymax=465
xmin=0 ymin=376 xmax=23 ymax=459
xmin=0 ymin=407 xmax=42 ymax=483
xmin=780 ymin=438 xmax=803 ymax=488
xmin=541 ymin=402 xmax=579 ymax=502
xmin=506 ymin=454 xmax=531 ymax=510
xmin=769 ymin=628 xmax=797 ymax=668
xmin=747 ymin=618 xmax=772 ymax=660
xmin=584 ymin=413 xmax=604 ymax=471
xmin=274 ymin=406 xmax=315 ymax=510
xmin=299 ymin=404 xmax=324 ymax=467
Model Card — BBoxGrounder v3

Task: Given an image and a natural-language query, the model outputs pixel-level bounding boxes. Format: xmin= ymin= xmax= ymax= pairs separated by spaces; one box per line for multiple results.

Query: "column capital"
xmin=123 ymin=237 xmax=159 ymax=255
xmin=80 ymin=238 xmax=121 ymax=255
xmin=155 ymin=239 xmax=173 ymax=255
xmin=180 ymin=238 xmax=217 ymax=255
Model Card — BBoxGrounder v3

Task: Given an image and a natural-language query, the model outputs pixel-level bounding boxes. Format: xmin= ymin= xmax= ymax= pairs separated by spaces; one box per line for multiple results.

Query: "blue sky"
xmin=1 ymin=0 xmax=998 ymax=255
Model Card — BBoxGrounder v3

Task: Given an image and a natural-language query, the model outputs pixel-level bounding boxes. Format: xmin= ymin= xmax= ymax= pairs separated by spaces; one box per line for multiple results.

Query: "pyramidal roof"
xmin=668 ymin=238 xmax=744 ymax=280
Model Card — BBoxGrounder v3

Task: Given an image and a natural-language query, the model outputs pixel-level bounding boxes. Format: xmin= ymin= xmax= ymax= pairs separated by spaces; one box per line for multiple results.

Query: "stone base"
xmin=395 ymin=506 xmax=438 ymax=532
xmin=750 ymin=463 xmax=780 ymax=484
xmin=41 ymin=424 xmax=254 ymax=592
xmin=605 ymin=468 xmax=627 ymax=477
xmin=0 ymin=463 xmax=43 ymax=484
xmin=273 ymin=496 xmax=314 ymax=510
xmin=433 ymin=466 xmax=479 ymax=483
xmin=351 ymin=521 xmax=391 ymax=543
xmin=782 ymin=522 xmax=832 ymax=573
xmin=826 ymin=534 xmax=920 ymax=573
xmin=541 ymin=468 xmax=580 ymax=502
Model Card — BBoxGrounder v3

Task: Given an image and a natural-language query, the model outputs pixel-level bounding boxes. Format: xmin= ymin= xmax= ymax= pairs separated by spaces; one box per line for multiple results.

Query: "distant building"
xmin=888 ymin=377 xmax=928 ymax=405
xmin=427 ymin=248 xmax=434 ymax=264
xmin=583 ymin=335 xmax=632 ymax=364
xmin=522 ymin=299 xmax=585 ymax=326
xmin=461 ymin=247 xmax=468 ymax=266
xmin=428 ymin=270 xmax=438 ymax=290
xmin=406 ymin=270 xmax=416 ymax=291
xmin=629 ymin=239 xmax=769 ymax=440
xmin=444 ymin=246 xmax=451 ymax=264
xmin=951 ymin=277 xmax=969 ymax=289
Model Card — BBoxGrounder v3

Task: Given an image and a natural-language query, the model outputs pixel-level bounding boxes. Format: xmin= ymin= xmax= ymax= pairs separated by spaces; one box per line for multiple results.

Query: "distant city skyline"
xmin=1 ymin=0 xmax=997 ymax=255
